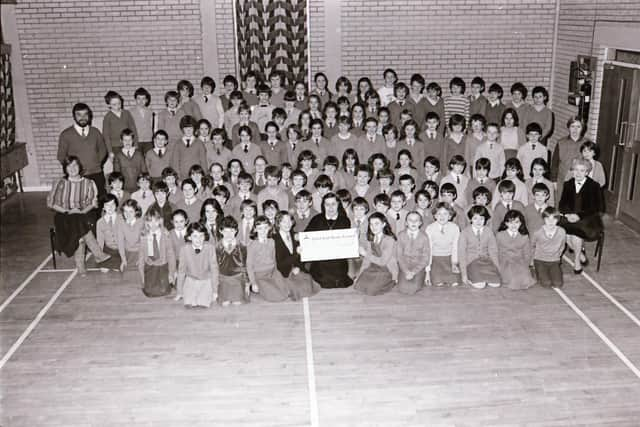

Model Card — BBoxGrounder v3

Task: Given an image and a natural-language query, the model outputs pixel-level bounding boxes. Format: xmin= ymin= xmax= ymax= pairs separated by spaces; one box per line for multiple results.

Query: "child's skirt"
xmin=397 ymin=269 xmax=426 ymax=295
xmin=99 ymin=246 xmax=122 ymax=271
xmin=430 ymin=255 xmax=460 ymax=285
xmin=183 ymin=276 xmax=214 ymax=307
xmin=285 ymin=271 xmax=321 ymax=301
xmin=501 ymin=259 xmax=536 ymax=290
xmin=142 ymin=263 xmax=171 ymax=297
xmin=467 ymin=257 xmax=501 ymax=284
xmin=354 ymin=264 xmax=395 ymax=296
xmin=218 ymin=272 xmax=249 ymax=304
xmin=254 ymin=268 xmax=290 ymax=302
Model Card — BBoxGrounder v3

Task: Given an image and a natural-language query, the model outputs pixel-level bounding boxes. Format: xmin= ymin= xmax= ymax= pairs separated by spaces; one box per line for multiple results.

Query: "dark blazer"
xmin=559 ymin=177 xmax=604 ymax=218
xmin=273 ymin=230 xmax=304 ymax=277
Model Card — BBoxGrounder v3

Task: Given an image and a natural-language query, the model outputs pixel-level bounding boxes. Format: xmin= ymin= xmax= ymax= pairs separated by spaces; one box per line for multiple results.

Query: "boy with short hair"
xmin=283 ymin=90 xmax=301 ymax=128
xmin=491 ymin=180 xmax=526 ymax=234
xmin=485 ymin=83 xmax=505 ymax=125
xmin=524 ymin=182 xmax=551 ymax=233
xmin=252 ymin=84 xmax=275 ymax=133
xmin=464 ymin=157 xmax=497 ymax=206
xmin=257 ymin=165 xmax=289 ymax=213
xmin=292 ymin=189 xmax=315 ymax=232
xmin=171 ymin=115 xmax=206 ymax=180
xmin=517 ymin=122 xmax=549 ymax=178
xmin=114 ymin=128 xmax=147 ymax=193
xmin=241 ymin=71 xmax=259 ymax=107
xmin=145 ymin=130 xmax=172 ymax=184
xmin=228 ymin=172 xmax=256 ymax=218
xmin=421 ymin=112 xmax=444 ymax=162
xmin=196 ymin=76 xmax=225 ymax=128
xmin=230 ymin=103 xmax=261 ymax=148
xmin=387 ymin=190 xmax=409 ymax=234
xmin=388 ymin=83 xmax=414 ymax=126
xmin=439 ymin=183 xmax=466 ymax=231
xmin=260 ymin=121 xmax=287 ymax=166
xmin=149 ymin=181 xmax=174 ymax=229
xmin=329 ymin=116 xmax=358 ymax=159
xmin=469 ymin=76 xmax=488 ymax=117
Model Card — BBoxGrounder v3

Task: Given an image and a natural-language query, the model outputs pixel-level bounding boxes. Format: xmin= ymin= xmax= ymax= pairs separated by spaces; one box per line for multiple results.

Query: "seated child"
xmin=177 ymin=222 xmax=219 ymax=308
xmin=138 ymin=207 xmax=176 ymax=297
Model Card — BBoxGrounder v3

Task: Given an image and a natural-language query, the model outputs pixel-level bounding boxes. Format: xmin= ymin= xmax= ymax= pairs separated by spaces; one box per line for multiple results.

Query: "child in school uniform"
xmin=500 ymin=107 xmax=527 ymax=160
xmin=230 ymin=104 xmax=261 ymax=148
xmin=209 ymin=162 xmax=234 ymax=198
xmin=107 ymin=172 xmax=129 ymax=205
xmin=224 ymin=90 xmax=245 ymax=136
xmin=252 ymin=85 xmax=276 ymax=133
xmin=469 ymin=77 xmax=488 ymax=117
xmin=423 ymin=82 xmax=445 ymax=133
xmin=228 ymin=172 xmax=256 ymax=218
xmin=381 ymin=124 xmax=400 ymax=163
xmin=422 ymin=156 xmax=441 ymax=187
xmin=113 ymin=129 xmax=147 ymax=193
xmin=149 ymin=181 xmax=174 ymax=230
xmin=442 ymin=114 xmax=467 ymax=163
xmin=464 ymin=114 xmax=487 ymax=166
xmin=246 ymin=216 xmax=290 ymax=301
xmin=425 ymin=202 xmax=461 ymax=287
xmin=177 ymin=80 xmax=203 ymax=121
xmin=414 ymin=190 xmax=433 ymax=225
xmin=421 ymin=112 xmax=444 ymax=162
xmin=354 ymin=212 xmax=398 ymax=295
xmin=524 ymin=182 xmax=552 ymax=234
xmin=130 ymin=87 xmax=153 ymax=153
xmin=131 ymin=173 xmax=155 ymax=215
xmin=117 ymin=199 xmax=144 ymax=272
xmin=174 ymin=178 xmax=204 ymax=224
xmin=531 ymin=207 xmax=566 ymax=288
xmin=485 ymin=83 xmax=506 ymax=126
xmin=196 ymin=76 xmax=225 ymax=129
xmin=257 ymin=165 xmax=289 ymax=213
xmin=200 ymin=198 xmax=223 ymax=244
xmin=311 ymin=174 xmax=333 ymax=213
xmin=507 ymin=83 xmax=533 ymax=130
xmin=398 ymin=174 xmax=417 ymax=211
xmin=474 ymin=123 xmax=505 ymax=181
xmin=386 ymin=190 xmax=409 ymax=235
xmin=494 ymin=158 xmax=528 ymax=207
xmin=396 ymin=211 xmax=431 ymax=294
xmin=273 ymin=211 xmax=321 ymax=300
xmin=440 ymin=156 xmax=470 ymax=210
xmin=395 ymin=150 xmax=419 ymax=184
xmin=138 ymin=207 xmax=176 ymax=297
xmin=292 ymin=190 xmax=316 ymax=233
xmin=311 ymin=72 xmax=332 ymax=107
xmin=162 ymin=167 xmax=182 ymax=206
xmin=377 ymin=68 xmax=397 ymax=107
xmin=157 ymin=91 xmax=186 ymax=144
xmin=262 ymin=200 xmax=280 ymax=225
xmin=177 ymin=222 xmax=219 ymax=308
xmin=102 ymin=91 xmax=138 ymax=159
xmin=465 ymin=158 xmax=496 ymax=207
xmin=216 ymin=216 xmax=249 ymax=306
xmin=329 ymin=116 xmax=358 ymax=160
xmin=439 ymin=183 xmax=467 ymax=231
xmin=444 ymin=77 xmax=470 ymax=127
xmin=189 ymin=165 xmax=212 ymax=201
xmin=171 ymin=115 xmax=207 ymax=180
xmin=170 ymin=209 xmax=189 ymax=300
xmin=260 ymin=121 xmax=287 ymax=165
xmin=523 ymin=86 xmax=553 ymax=144
xmin=458 ymin=205 xmax=501 ymax=289
xmin=238 ymin=199 xmax=258 ymax=246
xmin=526 ymin=158 xmax=555 ymax=207
xmin=221 ymin=75 xmax=240 ymax=111
xmin=492 ymin=180 xmax=526 ymax=234
xmin=145 ymin=130 xmax=172 ymax=184
xmin=201 ymin=123 xmax=230 ymax=171
xmin=373 ymin=168 xmax=397 ymax=197
xmin=352 ymin=165 xmax=377 ymax=208
xmin=231 ymin=125 xmax=264 ymax=174
xmin=496 ymin=210 xmax=536 ymax=290
xmin=252 ymin=156 xmax=268 ymax=195
xmin=96 ymin=194 xmax=125 ymax=272
xmin=518 ymin=123 xmax=549 ymax=181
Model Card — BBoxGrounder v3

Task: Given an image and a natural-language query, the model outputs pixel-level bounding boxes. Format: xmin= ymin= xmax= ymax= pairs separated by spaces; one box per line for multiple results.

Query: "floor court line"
xmin=303 ymin=297 xmax=320 ymax=427
xmin=554 ymin=287 xmax=640 ymax=380
xmin=0 ymin=270 xmax=77 ymax=370
xmin=563 ymin=255 xmax=640 ymax=328
xmin=0 ymin=254 xmax=52 ymax=313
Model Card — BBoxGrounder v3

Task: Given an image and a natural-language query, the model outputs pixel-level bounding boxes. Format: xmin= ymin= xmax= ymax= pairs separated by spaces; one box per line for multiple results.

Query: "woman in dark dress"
xmin=304 ymin=192 xmax=353 ymax=288
xmin=559 ymin=158 xmax=604 ymax=273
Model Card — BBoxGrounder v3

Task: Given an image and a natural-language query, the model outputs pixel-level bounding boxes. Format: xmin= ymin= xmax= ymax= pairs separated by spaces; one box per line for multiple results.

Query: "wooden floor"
xmin=2 ymin=193 xmax=640 ymax=426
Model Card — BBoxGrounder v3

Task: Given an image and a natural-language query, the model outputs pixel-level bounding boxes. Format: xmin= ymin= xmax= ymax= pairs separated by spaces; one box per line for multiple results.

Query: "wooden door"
xmin=618 ymin=69 xmax=640 ymax=231
xmin=596 ymin=64 xmax=636 ymax=212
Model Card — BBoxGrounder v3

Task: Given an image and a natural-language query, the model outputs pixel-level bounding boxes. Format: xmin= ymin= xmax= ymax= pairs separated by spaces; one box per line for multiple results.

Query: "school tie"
xmin=204 ymin=95 xmax=209 ymax=103
xmin=532 ymin=144 xmax=536 ymax=150
xmin=456 ymin=175 xmax=460 ymax=184
xmin=216 ymin=147 xmax=221 ymax=155
xmin=158 ymin=148 xmax=164 ymax=158
xmin=170 ymin=110 xmax=176 ymax=116
xmin=151 ymin=234 xmax=160 ymax=260
xmin=292 ymin=143 xmax=296 ymax=152
xmin=82 ymin=127 xmax=87 ymax=137
xmin=186 ymin=138 xmax=191 ymax=148
xmin=243 ymin=144 xmax=249 ymax=153
xmin=396 ymin=212 xmax=400 ymax=220
xmin=507 ymin=203 xmax=512 ymax=210
xmin=195 ymin=248 xmax=201 ymax=254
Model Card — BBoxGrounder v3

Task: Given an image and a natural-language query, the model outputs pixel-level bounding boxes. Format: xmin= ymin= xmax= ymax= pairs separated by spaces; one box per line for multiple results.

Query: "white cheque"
xmin=298 ymin=228 xmax=360 ymax=262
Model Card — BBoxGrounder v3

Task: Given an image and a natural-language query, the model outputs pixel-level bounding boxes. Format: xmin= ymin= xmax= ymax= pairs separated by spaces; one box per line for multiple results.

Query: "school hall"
xmin=2 ymin=0 xmax=640 ymax=426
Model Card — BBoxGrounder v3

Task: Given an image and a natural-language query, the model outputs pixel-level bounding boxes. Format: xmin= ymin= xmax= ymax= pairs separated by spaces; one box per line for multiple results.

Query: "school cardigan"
xmin=145 ymin=148 xmax=173 ymax=179
xmin=171 ymin=139 xmax=207 ymax=180
xmin=130 ymin=106 xmax=153 ymax=143
xmin=97 ymin=215 xmax=123 ymax=250
xmin=230 ymin=142 xmax=264 ymax=174
xmin=57 ymin=126 xmax=108 ymax=176
xmin=138 ymin=228 xmax=177 ymax=278
xmin=177 ymin=99 xmax=203 ymax=121
xmin=518 ymin=142 xmax=549 ymax=178
xmin=469 ymin=94 xmax=488 ymax=117
xmin=230 ymin=121 xmax=261 ymax=147
xmin=457 ymin=227 xmax=500 ymax=277
xmin=474 ymin=142 xmax=506 ymax=179
xmin=259 ymin=140 xmax=288 ymax=166
xmin=485 ymin=102 xmax=506 ymax=127
xmin=396 ymin=230 xmax=431 ymax=274
xmin=523 ymin=202 xmax=547 ymax=234
xmin=531 ymin=226 xmax=566 ymax=262
xmin=523 ymin=106 xmax=554 ymax=140
xmin=195 ymin=94 xmax=224 ymax=128
xmin=102 ymin=109 xmax=138 ymax=153
xmin=178 ymin=243 xmax=219 ymax=289
xmin=360 ymin=235 xmax=398 ymax=281
xmin=113 ymin=149 xmax=147 ymax=192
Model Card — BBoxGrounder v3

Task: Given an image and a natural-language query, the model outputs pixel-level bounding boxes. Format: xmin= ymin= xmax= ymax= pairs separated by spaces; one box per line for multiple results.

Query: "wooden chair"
xmin=586 ymin=229 xmax=605 ymax=272
xmin=49 ymin=227 xmax=58 ymax=269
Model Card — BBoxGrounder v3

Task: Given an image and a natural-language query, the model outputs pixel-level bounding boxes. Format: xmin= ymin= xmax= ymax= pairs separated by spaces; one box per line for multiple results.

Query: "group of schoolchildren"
xmin=73 ymin=68 xmax=605 ymax=308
